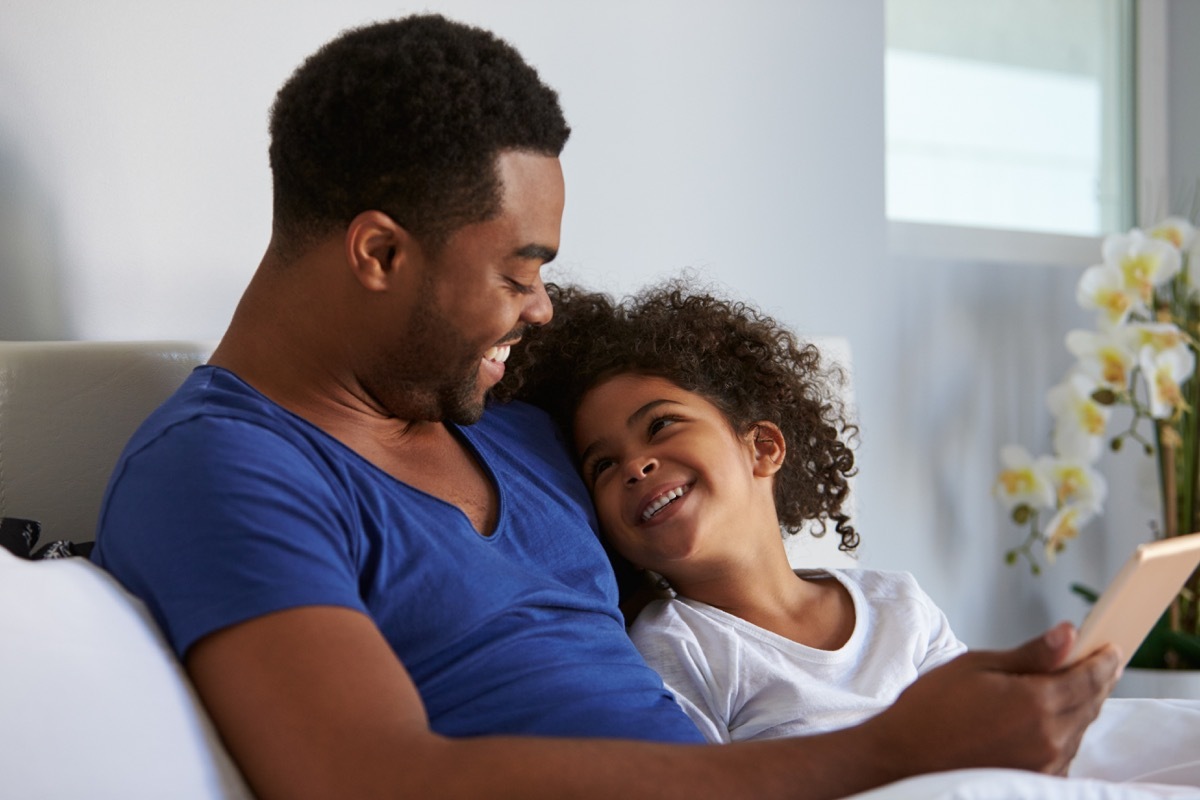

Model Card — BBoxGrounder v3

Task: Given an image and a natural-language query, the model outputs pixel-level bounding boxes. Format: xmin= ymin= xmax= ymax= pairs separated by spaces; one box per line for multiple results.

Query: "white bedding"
xmin=3 ymin=549 xmax=1197 ymax=798
xmin=844 ymin=698 xmax=1200 ymax=799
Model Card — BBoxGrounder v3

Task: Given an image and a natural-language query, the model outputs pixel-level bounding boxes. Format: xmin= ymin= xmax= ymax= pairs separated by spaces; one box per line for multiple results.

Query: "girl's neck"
xmin=671 ymin=544 xmax=856 ymax=651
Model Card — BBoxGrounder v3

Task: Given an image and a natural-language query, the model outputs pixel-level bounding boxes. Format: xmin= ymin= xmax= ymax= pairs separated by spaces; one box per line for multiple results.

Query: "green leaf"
xmin=1070 ymin=583 xmax=1100 ymax=604
xmin=1130 ymin=612 xmax=1172 ymax=669
xmin=1163 ymin=630 xmax=1200 ymax=669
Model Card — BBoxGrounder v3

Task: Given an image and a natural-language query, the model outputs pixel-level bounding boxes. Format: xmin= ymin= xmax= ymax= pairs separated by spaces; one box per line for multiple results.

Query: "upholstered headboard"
xmin=0 ymin=341 xmax=214 ymax=544
xmin=0 ymin=336 xmax=855 ymax=559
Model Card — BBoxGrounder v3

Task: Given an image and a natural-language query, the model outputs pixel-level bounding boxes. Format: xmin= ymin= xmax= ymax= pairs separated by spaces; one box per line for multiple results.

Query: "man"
xmin=92 ymin=15 xmax=1119 ymax=800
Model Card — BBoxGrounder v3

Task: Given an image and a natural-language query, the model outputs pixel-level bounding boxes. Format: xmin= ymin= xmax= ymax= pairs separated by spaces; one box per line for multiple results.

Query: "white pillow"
xmin=0 ymin=548 xmax=253 ymax=799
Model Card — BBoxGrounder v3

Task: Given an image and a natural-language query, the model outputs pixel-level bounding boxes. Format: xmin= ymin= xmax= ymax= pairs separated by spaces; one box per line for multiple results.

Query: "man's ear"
xmin=344 ymin=210 xmax=411 ymax=292
xmin=747 ymin=421 xmax=786 ymax=478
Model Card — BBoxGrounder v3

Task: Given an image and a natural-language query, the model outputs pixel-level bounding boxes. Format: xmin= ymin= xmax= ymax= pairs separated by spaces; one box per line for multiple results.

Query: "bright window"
xmin=885 ymin=0 xmax=1136 ymax=244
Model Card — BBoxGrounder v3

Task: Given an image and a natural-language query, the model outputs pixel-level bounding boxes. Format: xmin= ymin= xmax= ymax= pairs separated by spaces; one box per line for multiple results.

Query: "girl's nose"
xmin=625 ymin=457 xmax=656 ymax=485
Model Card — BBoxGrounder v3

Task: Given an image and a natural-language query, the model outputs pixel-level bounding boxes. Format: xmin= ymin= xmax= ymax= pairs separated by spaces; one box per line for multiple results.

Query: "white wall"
xmin=2 ymin=0 xmax=1195 ymax=647
xmin=1169 ymin=1 xmax=1200 ymax=194
xmin=0 ymin=0 xmax=882 ymax=343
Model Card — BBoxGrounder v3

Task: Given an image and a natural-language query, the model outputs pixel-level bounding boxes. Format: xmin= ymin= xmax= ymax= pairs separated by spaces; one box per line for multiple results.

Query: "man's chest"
xmin=364 ymin=427 xmax=500 ymax=535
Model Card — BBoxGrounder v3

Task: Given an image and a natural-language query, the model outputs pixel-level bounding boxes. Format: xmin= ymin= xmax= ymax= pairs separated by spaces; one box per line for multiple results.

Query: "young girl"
xmin=496 ymin=281 xmax=966 ymax=744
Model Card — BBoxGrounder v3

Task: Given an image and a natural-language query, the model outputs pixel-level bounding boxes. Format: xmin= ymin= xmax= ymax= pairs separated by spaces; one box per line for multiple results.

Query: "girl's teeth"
xmin=642 ymin=486 xmax=688 ymax=521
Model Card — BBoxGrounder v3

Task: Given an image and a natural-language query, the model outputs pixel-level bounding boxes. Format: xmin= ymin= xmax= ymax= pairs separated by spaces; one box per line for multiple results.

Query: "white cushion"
xmin=0 ymin=549 xmax=252 ymax=799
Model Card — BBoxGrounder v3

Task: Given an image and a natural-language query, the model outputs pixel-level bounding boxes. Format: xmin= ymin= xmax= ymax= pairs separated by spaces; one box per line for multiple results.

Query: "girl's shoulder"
xmin=802 ymin=567 xmax=929 ymax=602
xmin=629 ymin=595 xmax=743 ymax=646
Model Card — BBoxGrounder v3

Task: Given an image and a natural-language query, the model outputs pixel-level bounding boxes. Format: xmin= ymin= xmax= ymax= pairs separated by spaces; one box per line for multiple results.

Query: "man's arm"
xmin=188 ymin=611 xmax=1119 ymax=800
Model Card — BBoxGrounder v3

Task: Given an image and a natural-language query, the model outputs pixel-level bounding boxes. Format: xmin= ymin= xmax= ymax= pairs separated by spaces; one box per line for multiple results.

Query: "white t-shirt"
xmin=629 ymin=568 xmax=966 ymax=743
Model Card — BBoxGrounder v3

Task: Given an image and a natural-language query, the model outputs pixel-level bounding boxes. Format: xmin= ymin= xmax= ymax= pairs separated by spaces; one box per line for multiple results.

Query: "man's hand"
xmin=862 ymin=622 xmax=1121 ymax=779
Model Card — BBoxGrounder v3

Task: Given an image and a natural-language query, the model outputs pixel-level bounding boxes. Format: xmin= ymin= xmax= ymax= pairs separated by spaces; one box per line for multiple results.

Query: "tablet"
xmin=1067 ymin=532 xmax=1200 ymax=666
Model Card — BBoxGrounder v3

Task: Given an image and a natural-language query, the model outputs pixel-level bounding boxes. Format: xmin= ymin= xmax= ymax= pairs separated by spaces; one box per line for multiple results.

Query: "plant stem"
xmin=1186 ymin=281 xmax=1200 ymax=639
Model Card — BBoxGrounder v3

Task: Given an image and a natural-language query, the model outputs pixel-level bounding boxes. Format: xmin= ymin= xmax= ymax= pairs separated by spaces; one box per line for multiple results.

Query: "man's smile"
xmin=483 ymin=344 xmax=512 ymax=363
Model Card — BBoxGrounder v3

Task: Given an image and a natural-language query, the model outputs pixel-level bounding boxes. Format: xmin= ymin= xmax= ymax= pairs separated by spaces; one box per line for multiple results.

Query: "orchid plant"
xmin=995 ymin=215 xmax=1200 ymax=669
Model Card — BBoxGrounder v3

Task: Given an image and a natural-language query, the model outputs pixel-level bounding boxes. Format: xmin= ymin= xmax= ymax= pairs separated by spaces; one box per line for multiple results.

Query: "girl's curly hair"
xmin=495 ymin=280 xmax=860 ymax=553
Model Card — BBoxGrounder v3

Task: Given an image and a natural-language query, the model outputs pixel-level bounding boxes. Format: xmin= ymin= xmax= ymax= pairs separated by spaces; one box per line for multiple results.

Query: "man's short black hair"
xmin=268 ymin=14 xmax=570 ymax=256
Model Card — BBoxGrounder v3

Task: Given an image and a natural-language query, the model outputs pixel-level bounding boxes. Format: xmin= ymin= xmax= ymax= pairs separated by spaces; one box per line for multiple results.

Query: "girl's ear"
xmin=747 ymin=421 xmax=786 ymax=478
xmin=344 ymin=210 xmax=411 ymax=292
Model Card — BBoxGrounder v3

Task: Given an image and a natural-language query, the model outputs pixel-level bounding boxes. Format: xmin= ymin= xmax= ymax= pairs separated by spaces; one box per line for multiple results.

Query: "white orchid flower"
xmin=994 ymin=445 xmax=1055 ymax=512
xmin=1065 ymin=327 xmax=1136 ymax=390
xmin=1076 ymin=263 xmax=1140 ymax=325
xmin=1047 ymin=374 xmax=1111 ymax=462
xmin=1102 ymin=229 xmax=1182 ymax=306
xmin=1148 ymin=216 xmax=1197 ymax=251
xmin=1127 ymin=321 xmax=1189 ymax=355
xmin=1043 ymin=504 xmax=1092 ymax=563
xmin=1139 ymin=344 xmax=1195 ymax=419
xmin=1045 ymin=456 xmax=1107 ymax=515
xmin=1150 ymin=217 xmax=1200 ymax=296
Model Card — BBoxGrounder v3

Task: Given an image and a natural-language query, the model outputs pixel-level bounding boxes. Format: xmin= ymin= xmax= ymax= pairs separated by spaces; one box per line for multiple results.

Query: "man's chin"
xmin=446 ymin=400 xmax=486 ymax=426
xmin=440 ymin=380 xmax=488 ymax=426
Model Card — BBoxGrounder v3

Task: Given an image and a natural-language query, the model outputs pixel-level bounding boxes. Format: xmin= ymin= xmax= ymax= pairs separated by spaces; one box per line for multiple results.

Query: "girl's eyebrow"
xmin=577 ymin=398 xmax=680 ymax=467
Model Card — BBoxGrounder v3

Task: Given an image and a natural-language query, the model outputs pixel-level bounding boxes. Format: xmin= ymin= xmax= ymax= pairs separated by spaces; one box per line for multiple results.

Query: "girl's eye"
xmin=590 ymin=458 xmax=614 ymax=481
xmin=648 ymin=416 xmax=677 ymax=436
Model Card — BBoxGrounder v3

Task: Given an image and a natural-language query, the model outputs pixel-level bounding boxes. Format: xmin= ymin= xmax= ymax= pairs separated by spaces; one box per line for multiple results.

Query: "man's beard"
xmin=363 ymin=298 xmax=518 ymax=426
xmin=366 ymin=337 xmax=487 ymax=425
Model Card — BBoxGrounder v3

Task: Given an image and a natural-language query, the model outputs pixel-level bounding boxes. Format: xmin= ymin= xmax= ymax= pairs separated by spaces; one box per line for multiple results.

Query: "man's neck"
xmin=209 ymin=243 xmax=407 ymax=433
xmin=209 ymin=245 xmax=500 ymax=535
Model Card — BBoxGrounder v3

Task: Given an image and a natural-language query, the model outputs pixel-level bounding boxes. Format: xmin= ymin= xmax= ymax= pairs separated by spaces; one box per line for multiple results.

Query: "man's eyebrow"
xmin=515 ymin=243 xmax=557 ymax=263
xmin=577 ymin=398 xmax=679 ymax=470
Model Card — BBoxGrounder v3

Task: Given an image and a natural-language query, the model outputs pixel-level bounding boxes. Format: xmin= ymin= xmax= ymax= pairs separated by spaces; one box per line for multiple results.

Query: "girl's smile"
xmin=639 ymin=482 xmax=692 ymax=525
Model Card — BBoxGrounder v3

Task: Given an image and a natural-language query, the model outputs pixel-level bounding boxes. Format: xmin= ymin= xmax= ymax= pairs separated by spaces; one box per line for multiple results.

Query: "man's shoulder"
xmin=119 ymin=365 xmax=331 ymax=476
xmin=149 ymin=364 xmax=286 ymax=420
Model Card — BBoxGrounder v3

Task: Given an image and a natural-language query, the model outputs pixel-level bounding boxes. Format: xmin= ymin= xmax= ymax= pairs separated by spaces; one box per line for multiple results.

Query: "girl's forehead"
xmin=580 ymin=372 xmax=688 ymax=405
xmin=575 ymin=373 xmax=731 ymax=426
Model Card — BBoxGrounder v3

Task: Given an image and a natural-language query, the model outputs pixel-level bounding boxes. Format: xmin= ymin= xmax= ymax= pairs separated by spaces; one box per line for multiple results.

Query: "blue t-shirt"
xmin=92 ymin=366 xmax=702 ymax=743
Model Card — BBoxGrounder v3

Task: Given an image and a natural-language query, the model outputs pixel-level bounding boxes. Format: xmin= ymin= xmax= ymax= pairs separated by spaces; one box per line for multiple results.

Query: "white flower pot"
xmin=1112 ymin=667 xmax=1200 ymax=699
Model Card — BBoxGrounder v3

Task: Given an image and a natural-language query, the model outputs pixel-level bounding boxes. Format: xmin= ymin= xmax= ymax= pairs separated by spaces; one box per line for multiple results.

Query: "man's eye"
xmin=506 ymin=277 xmax=535 ymax=295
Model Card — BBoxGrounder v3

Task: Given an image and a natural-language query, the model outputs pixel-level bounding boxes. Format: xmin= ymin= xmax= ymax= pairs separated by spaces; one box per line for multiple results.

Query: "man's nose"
xmin=523 ymin=277 xmax=553 ymax=326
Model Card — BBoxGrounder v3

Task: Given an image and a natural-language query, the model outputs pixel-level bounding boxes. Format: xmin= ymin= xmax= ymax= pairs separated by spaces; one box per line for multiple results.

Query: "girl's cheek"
xmin=595 ymin=496 xmax=618 ymax=529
